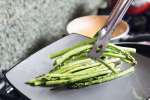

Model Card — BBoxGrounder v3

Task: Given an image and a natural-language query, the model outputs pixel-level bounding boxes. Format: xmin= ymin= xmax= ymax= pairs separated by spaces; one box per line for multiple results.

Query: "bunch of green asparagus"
xmin=27 ymin=38 xmax=137 ymax=89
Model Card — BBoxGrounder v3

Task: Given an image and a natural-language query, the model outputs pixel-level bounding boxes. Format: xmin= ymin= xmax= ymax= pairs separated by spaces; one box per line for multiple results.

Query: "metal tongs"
xmin=88 ymin=0 xmax=134 ymax=59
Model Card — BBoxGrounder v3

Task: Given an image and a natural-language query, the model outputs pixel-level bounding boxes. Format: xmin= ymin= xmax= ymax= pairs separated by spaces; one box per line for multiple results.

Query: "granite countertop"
xmin=0 ymin=0 xmax=106 ymax=71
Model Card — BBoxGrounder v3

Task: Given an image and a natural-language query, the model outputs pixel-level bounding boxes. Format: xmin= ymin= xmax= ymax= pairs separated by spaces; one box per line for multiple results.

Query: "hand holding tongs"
xmin=88 ymin=0 xmax=134 ymax=59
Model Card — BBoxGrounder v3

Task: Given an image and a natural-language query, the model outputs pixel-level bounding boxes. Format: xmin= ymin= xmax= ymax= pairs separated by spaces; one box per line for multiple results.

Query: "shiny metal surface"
xmin=89 ymin=0 xmax=133 ymax=59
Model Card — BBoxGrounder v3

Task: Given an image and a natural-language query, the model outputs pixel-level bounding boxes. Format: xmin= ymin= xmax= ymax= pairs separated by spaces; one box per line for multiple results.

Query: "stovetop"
xmin=98 ymin=7 xmax=150 ymax=34
xmin=0 ymin=8 xmax=150 ymax=100
xmin=0 ymin=71 xmax=28 ymax=100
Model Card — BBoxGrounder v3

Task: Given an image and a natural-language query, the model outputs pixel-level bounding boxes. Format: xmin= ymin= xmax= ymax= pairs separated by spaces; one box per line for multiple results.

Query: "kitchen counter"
xmin=0 ymin=0 xmax=105 ymax=71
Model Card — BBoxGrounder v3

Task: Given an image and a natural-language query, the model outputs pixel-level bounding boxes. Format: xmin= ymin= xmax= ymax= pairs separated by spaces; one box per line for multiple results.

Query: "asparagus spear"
xmin=109 ymin=43 xmax=136 ymax=53
xmin=54 ymin=43 xmax=136 ymax=67
xmin=49 ymin=38 xmax=96 ymax=59
xmin=53 ymin=56 xmax=121 ymax=74
xmin=27 ymin=63 xmax=116 ymax=85
xmin=63 ymin=53 xmax=87 ymax=64
xmin=53 ymin=58 xmax=93 ymax=73
xmin=54 ymin=45 xmax=93 ymax=66
xmin=45 ymin=63 xmax=116 ymax=86
xmin=53 ymin=50 xmax=129 ymax=72
xmin=27 ymin=38 xmax=137 ymax=89
xmin=67 ymin=67 xmax=134 ymax=89
xmin=108 ymin=43 xmax=137 ymax=65
xmin=97 ymin=59 xmax=118 ymax=73
xmin=45 ymin=66 xmax=118 ymax=80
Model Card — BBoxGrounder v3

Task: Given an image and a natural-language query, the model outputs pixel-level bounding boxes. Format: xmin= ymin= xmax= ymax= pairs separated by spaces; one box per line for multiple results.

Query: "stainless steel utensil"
xmin=88 ymin=0 xmax=133 ymax=59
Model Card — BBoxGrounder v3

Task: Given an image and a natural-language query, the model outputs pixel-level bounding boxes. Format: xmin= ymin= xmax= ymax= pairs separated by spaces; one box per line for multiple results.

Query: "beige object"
xmin=67 ymin=15 xmax=129 ymax=39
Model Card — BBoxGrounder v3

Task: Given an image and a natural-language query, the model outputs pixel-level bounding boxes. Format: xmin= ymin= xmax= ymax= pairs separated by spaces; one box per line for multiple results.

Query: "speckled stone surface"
xmin=0 ymin=0 xmax=106 ymax=71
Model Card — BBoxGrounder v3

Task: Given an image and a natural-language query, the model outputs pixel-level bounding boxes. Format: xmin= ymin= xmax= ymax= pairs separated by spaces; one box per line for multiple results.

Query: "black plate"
xmin=5 ymin=34 xmax=150 ymax=100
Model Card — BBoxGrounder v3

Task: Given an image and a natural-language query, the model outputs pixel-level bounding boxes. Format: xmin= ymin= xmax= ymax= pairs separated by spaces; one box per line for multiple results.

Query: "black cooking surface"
xmin=0 ymin=8 xmax=150 ymax=100
xmin=0 ymin=71 xmax=28 ymax=100
xmin=98 ymin=8 xmax=150 ymax=34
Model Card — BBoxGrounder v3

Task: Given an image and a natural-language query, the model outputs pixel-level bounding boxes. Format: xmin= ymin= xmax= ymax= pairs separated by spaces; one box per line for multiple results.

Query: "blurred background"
xmin=0 ymin=0 xmax=150 ymax=76
xmin=0 ymin=0 xmax=106 ymax=72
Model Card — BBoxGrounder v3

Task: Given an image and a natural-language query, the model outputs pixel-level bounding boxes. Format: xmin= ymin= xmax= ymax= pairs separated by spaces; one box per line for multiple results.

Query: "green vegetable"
xmin=68 ymin=67 xmax=134 ymax=89
xmin=54 ymin=45 xmax=93 ymax=66
xmin=45 ymin=63 xmax=117 ymax=86
xmin=27 ymin=38 xmax=137 ymax=89
xmin=49 ymin=38 xmax=96 ymax=59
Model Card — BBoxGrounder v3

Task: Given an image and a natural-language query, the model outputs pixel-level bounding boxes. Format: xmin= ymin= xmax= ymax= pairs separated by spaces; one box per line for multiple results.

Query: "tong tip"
xmin=88 ymin=46 xmax=102 ymax=59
